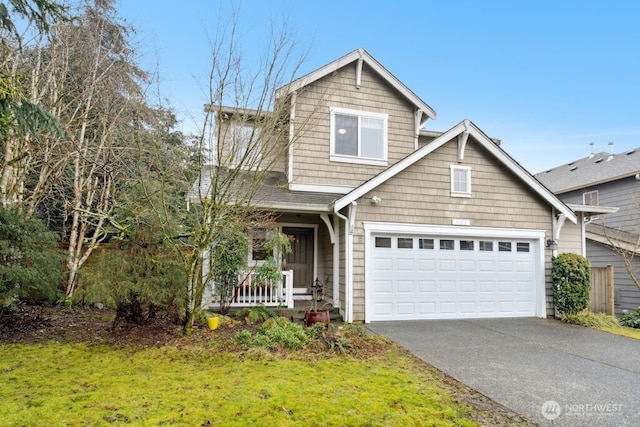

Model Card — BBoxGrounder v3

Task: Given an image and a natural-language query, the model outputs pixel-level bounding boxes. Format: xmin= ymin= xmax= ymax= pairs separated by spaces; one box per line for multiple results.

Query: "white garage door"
xmin=368 ymin=233 xmax=540 ymax=321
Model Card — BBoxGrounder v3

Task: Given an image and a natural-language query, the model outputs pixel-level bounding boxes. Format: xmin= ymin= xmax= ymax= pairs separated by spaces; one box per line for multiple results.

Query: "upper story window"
xmin=450 ymin=165 xmax=471 ymax=197
xmin=231 ymin=123 xmax=261 ymax=169
xmin=583 ymin=190 xmax=599 ymax=206
xmin=330 ymin=107 xmax=388 ymax=166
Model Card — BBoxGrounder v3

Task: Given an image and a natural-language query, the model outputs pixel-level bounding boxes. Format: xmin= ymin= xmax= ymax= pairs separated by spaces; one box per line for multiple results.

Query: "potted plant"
xmin=304 ymin=278 xmax=330 ymax=327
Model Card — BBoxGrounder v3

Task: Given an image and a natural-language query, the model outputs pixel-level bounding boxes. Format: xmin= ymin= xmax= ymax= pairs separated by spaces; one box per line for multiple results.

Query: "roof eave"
xmin=276 ymin=48 xmax=436 ymax=121
xmin=566 ymin=204 xmax=619 ymax=215
xmin=335 ymin=119 xmax=577 ymax=224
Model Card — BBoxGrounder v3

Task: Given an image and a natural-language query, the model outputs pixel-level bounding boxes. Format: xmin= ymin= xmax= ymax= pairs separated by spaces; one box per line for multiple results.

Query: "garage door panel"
xmin=397 ymin=280 xmax=415 ymax=293
xmin=418 ymin=302 xmax=436 ymax=314
xmin=459 ymin=260 xmax=475 ymax=271
xmin=370 ymin=233 xmax=539 ymax=321
xmin=439 ymin=260 xmax=456 ymax=271
xmin=460 ymin=280 xmax=476 ymax=293
xmin=374 ymin=258 xmax=393 ymax=271
xmin=418 ymin=280 xmax=436 ymax=293
xmin=479 ymin=281 xmax=495 ymax=292
xmin=418 ymin=259 xmax=436 ymax=272
xmin=397 ymin=303 xmax=415 ymax=315
xmin=374 ymin=280 xmax=393 ymax=293
xmin=440 ymin=281 xmax=456 ymax=293
xmin=439 ymin=302 xmax=457 ymax=314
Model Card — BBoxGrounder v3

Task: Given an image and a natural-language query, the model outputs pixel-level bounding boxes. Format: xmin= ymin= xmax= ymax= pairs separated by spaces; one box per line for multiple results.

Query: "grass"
xmin=560 ymin=310 xmax=640 ymax=340
xmin=0 ymin=342 xmax=488 ymax=426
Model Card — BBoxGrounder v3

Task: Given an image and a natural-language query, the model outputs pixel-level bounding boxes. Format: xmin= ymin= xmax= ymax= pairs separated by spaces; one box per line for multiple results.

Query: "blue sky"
xmin=117 ymin=0 xmax=640 ymax=174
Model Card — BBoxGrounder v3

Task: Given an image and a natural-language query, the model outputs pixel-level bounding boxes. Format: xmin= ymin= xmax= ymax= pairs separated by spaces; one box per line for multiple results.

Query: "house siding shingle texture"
xmin=587 ymin=239 xmax=640 ymax=316
xmin=347 ymin=139 xmax=555 ymax=322
xmin=291 ymin=63 xmax=416 ymax=188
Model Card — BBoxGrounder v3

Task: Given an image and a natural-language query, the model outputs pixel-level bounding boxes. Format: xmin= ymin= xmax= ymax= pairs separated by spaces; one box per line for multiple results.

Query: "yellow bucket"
xmin=206 ymin=317 xmax=219 ymax=330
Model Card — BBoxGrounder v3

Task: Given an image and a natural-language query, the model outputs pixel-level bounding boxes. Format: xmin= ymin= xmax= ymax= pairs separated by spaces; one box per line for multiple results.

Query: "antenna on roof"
xmin=589 ymin=142 xmax=594 ymax=158
xmin=607 ymin=142 xmax=614 ymax=161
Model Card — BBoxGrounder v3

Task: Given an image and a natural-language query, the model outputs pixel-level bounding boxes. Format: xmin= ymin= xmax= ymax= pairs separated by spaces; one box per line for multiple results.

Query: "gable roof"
xmin=276 ymin=48 xmax=437 ymax=123
xmin=332 ymin=119 xmax=577 ymax=223
xmin=534 ymin=147 xmax=640 ymax=194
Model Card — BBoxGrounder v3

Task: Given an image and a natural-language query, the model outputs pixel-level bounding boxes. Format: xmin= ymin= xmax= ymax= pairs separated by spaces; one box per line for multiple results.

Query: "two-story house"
xmin=535 ymin=144 xmax=640 ymax=315
xmin=191 ymin=48 xmax=580 ymax=323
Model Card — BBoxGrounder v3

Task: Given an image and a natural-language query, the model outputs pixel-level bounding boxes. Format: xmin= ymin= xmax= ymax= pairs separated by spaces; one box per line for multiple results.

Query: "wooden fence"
xmin=588 ymin=265 xmax=614 ymax=315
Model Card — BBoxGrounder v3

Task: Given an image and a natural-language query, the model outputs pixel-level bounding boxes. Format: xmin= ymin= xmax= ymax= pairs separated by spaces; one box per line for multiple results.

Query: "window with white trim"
xmin=450 ymin=165 xmax=471 ymax=197
xmin=249 ymin=228 xmax=269 ymax=264
xmin=330 ymin=107 xmax=388 ymax=165
xmin=231 ymin=124 xmax=261 ymax=168
xmin=583 ymin=190 xmax=598 ymax=206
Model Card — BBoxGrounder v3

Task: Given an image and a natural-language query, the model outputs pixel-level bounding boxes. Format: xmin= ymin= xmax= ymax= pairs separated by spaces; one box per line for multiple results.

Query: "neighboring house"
xmin=190 ymin=48 xmax=580 ymax=323
xmin=535 ymin=144 xmax=640 ymax=315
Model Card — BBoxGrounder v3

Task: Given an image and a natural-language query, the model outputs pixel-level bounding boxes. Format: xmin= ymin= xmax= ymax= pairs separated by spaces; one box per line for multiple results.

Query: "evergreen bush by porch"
xmin=551 ymin=253 xmax=591 ymax=315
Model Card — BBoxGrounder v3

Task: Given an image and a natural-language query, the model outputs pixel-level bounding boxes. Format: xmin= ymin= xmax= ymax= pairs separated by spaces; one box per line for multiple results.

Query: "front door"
xmin=283 ymin=227 xmax=314 ymax=292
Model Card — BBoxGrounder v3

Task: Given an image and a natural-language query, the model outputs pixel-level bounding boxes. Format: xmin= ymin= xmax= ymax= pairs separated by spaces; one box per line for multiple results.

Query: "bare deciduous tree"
xmin=175 ymin=10 xmax=322 ymax=331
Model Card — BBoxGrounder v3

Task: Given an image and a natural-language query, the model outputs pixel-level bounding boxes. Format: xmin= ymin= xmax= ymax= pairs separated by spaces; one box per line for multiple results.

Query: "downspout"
xmin=334 ymin=201 xmax=357 ymax=323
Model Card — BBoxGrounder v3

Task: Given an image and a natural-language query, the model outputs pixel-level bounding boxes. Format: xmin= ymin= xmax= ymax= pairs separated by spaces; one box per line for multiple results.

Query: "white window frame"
xmin=329 ymin=107 xmax=388 ymax=166
xmin=450 ymin=165 xmax=472 ymax=197
xmin=231 ymin=123 xmax=262 ymax=170
xmin=583 ymin=190 xmax=599 ymax=206
xmin=248 ymin=228 xmax=271 ymax=267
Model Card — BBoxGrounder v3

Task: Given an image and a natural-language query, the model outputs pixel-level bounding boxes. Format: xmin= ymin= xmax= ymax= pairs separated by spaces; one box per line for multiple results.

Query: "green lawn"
xmin=0 ymin=342 xmax=501 ymax=426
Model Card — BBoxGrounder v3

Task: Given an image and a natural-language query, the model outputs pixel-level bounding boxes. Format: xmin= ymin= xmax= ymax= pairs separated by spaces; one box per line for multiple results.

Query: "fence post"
xmin=606 ymin=264 xmax=614 ymax=315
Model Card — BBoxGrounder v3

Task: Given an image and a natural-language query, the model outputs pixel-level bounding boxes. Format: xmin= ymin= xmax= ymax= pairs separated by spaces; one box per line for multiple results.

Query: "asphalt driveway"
xmin=367 ymin=318 xmax=640 ymax=426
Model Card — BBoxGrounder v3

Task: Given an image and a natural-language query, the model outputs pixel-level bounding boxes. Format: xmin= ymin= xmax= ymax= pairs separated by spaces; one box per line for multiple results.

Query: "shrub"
xmin=79 ymin=237 xmax=185 ymax=326
xmin=235 ymin=317 xmax=309 ymax=350
xmin=552 ymin=253 xmax=591 ymax=315
xmin=561 ymin=310 xmax=620 ymax=328
xmin=620 ymin=308 xmax=640 ymax=329
xmin=0 ymin=207 xmax=64 ymax=307
xmin=235 ymin=305 xmax=277 ymax=324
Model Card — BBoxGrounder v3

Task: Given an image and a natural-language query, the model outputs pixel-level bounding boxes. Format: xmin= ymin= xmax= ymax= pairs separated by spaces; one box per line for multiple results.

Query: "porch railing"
xmin=229 ymin=270 xmax=294 ymax=309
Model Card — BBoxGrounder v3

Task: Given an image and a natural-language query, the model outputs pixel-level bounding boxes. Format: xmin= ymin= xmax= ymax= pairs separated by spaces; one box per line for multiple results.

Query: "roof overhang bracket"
xmin=414 ymin=109 xmax=423 ymax=150
xmin=320 ymin=213 xmax=336 ymax=244
xmin=553 ymin=212 xmax=567 ymax=241
xmin=457 ymin=127 xmax=470 ymax=162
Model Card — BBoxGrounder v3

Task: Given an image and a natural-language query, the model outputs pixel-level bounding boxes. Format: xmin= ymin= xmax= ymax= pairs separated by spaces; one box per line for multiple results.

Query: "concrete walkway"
xmin=367 ymin=318 xmax=640 ymax=426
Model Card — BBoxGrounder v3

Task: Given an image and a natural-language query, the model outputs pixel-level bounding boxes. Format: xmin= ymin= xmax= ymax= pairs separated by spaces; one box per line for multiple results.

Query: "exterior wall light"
xmin=371 ymin=196 xmax=382 ymax=205
xmin=546 ymin=239 xmax=558 ymax=251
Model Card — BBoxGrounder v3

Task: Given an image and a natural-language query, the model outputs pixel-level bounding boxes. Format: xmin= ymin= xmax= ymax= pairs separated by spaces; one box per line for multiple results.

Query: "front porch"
xmin=199 ymin=208 xmax=347 ymax=320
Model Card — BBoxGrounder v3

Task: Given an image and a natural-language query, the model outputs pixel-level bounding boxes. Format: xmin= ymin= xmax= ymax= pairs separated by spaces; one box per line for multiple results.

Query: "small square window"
xmin=460 ymin=240 xmax=474 ymax=251
xmin=397 ymin=238 xmax=413 ymax=249
xmin=440 ymin=239 xmax=455 ymax=250
xmin=583 ymin=190 xmax=599 ymax=206
xmin=516 ymin=242 xmax=530 ymax=253
xmin=498 ymin=241 xmax=512 ymax=252
xmin=375 ymin=237 xmax=392 ymax=248
xmin=419 ymin=238 xmax=434 ymax=249
xmin=479 ymin=241 xmax=494 ymax=251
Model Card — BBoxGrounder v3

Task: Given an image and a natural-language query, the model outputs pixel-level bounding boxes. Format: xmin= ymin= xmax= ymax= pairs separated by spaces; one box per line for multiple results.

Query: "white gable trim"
xmin=332 ymin=119 xmax=577 ymax=224
xmin=276 ymin=48 xmax=436 ymax=121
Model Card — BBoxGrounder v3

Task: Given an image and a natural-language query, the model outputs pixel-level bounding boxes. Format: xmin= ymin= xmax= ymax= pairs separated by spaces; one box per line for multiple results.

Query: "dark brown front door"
xmin=283 ymin=227 xmax=314 ymax=290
